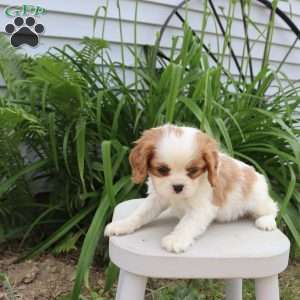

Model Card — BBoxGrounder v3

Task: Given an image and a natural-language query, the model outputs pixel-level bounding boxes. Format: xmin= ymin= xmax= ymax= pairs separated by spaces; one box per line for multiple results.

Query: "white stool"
xmin=109 ymin=199 xmax=290 ymax=300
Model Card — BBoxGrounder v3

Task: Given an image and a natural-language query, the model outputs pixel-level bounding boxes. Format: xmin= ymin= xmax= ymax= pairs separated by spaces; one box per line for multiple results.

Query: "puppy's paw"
xmin=161 ymin=234 xmax=193 ymax=253
xmin=255 ymin=215 xmax=277 ymax=231
xmin=104 ymin=220 xmax=137 ymax=237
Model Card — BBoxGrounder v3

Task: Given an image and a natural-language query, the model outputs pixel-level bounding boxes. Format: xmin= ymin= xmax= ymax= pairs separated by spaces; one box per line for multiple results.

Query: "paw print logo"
xmin=5 ymin=16 xmax=44 ymax=47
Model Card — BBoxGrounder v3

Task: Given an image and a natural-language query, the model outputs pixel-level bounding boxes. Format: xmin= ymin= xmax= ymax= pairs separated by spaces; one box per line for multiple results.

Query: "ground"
xmin=0 ymin=248 xmax=299 ymax=300
xmin=0 ymin=250 xmax=106 ymax=300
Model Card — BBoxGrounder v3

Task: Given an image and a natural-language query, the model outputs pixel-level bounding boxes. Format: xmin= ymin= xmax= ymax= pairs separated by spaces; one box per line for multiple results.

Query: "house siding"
xmin=0 ymin=0 xmax=299 ymax=89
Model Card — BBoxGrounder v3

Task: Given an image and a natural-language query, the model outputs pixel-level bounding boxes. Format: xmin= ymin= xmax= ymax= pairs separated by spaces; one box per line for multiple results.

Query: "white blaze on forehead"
xmin=156 ymin=125 xmax=199 ymax=165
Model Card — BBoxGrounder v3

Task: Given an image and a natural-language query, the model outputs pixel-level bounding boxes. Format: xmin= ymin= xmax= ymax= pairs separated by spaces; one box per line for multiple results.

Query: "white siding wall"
xmin=0 ymin=0 xmax=299 ymax=90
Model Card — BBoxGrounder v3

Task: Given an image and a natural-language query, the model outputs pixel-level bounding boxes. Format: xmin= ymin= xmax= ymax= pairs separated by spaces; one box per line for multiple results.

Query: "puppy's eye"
xmin=187 ymin=167 xmax=199 ymax=177
xmin=157 ymin=165 xmax=170 ymax=176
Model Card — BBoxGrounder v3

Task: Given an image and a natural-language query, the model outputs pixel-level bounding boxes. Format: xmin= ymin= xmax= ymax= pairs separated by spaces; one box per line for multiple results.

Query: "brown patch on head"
xmin=196 ymin=132 xmax=219 ymax=187
xmin=129 ymin=127 xmax=163 ymax=184
xmin=213 ymin=157 xmax=257 ymax=207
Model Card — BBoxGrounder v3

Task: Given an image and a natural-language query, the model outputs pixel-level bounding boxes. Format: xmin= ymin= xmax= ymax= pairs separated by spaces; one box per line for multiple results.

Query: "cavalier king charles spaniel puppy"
xmin=105 ymin=124 xmax=278 ymax=253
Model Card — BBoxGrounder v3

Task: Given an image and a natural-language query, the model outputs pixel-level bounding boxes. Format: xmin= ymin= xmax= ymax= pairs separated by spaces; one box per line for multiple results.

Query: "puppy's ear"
xmin=129 ymin=128 xmax=162 ymax=184
xmin=200 ymin=134 xmax=219 ymax=187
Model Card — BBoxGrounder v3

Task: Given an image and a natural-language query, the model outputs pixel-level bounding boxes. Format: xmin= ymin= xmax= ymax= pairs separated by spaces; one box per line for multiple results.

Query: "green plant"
xmin=0 ymin=33 xmax=140 ymax=251
xmin=0 ymin=0 xmax=299 ymax=299
xmin=0 ymin=273 xmax=17 ymax=300
xmin=147 ymin=272 xmax=300 ymax=300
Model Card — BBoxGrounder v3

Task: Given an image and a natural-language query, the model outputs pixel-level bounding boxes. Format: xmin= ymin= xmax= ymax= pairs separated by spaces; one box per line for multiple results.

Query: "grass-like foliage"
xmin=0 ymin=1 xmax=299 ymax=298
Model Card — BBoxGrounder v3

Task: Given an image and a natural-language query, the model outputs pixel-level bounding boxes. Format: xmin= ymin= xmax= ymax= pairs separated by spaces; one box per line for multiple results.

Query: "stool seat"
xmin=110 ymin=199 xmax=290 ymax=279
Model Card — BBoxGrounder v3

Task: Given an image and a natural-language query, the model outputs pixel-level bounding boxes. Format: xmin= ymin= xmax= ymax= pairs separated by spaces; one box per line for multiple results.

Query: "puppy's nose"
xmin=173 ymin=184 xmax=184 ymax=193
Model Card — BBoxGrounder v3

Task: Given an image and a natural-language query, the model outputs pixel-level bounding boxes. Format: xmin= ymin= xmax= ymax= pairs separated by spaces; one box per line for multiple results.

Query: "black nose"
xmin=173 ymin=184 xmax=184 ymax=193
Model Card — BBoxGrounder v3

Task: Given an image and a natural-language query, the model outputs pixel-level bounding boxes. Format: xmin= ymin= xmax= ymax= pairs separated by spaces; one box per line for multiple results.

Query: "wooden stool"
xmin=109 ymin=199 xmax=290 ymax=300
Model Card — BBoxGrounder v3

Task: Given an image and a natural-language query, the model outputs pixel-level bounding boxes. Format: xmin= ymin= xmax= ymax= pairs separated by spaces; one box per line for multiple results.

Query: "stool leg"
xmin=116 ymin=269 xmax=147 ymax=300
xmin=225 ymin=278 xmax=242 ymax=300
xmin=255 ymin=275 xmax=279 ymax=300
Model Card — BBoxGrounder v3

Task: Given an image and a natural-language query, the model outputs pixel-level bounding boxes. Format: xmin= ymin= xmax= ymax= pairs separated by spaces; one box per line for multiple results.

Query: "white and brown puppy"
xmin=105 ymin=124 xmax=278 ymax=253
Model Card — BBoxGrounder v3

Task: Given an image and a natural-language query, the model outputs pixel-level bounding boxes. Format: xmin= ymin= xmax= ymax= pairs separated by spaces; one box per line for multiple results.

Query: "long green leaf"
xmin=71 ymin=176 xmax=131 ymax=300
xmin=76 ymin=118 xmax=87 ymax=192
xmin=48 ymin=113 xmax=59 ymax=170
xmin=165 ymin=64 xmax=183 ymax=122
xmin=102 ymin=141 xmax=115 ymax=206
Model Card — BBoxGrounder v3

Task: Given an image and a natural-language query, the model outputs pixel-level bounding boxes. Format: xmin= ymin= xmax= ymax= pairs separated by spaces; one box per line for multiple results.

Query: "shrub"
xmin=0 ymin=2 xmax=299 ymax=298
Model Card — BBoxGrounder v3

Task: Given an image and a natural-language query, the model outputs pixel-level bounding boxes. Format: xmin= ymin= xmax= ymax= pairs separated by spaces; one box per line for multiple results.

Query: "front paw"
xmin=104 ymin=220 xmax=137 ymax=237
xmin=161 ymin=234 xmax=193 ymax=253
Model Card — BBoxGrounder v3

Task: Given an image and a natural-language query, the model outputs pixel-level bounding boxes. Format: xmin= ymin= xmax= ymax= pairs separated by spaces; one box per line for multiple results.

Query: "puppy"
xmin=105 ymin=124 xmax=278 ymax=253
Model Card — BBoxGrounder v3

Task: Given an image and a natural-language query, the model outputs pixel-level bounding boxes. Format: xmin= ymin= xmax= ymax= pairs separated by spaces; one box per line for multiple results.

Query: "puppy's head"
xmin=129 ymin=125 xmax=218 ymax=199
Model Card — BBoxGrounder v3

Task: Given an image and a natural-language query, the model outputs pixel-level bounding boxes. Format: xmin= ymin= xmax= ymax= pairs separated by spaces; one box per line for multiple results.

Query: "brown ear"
xmin=202 ymin=135 xmax=219 ymax=187
xmin=129 ymin=128 xmax=162 ymax=184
